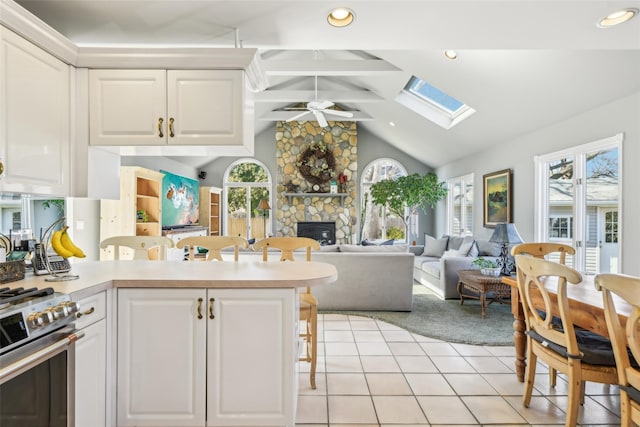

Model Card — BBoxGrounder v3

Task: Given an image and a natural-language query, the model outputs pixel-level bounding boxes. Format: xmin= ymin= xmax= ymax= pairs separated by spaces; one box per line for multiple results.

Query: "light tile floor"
xmin=296 ymin=313 xmax=622 ymax=426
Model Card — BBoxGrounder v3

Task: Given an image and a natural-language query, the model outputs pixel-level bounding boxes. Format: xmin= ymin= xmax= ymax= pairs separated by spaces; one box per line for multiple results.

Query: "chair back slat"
xmin=176 ymin=236 xmax=249 ymax=261
xmin=514 ymin=254 xmax=583 ymax=357
xmin=511 ymin=242 xmax=575 ymax=265
xmin=595 ymin=273 xmax=640 ymax=391
xmin=100 ymin=236 xmax=174 ymax=260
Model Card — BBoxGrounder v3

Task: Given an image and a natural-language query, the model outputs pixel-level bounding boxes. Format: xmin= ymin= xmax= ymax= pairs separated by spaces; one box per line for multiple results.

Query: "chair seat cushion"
xmin=527 ymin=329 xmax=617 ymax=366
xmin=622 ymin=385 xmax=640 ymax=403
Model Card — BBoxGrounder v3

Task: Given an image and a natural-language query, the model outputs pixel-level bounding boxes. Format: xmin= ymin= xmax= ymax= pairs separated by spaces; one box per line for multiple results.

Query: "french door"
xmin=534 ymin=133 xmax=622 ymax=274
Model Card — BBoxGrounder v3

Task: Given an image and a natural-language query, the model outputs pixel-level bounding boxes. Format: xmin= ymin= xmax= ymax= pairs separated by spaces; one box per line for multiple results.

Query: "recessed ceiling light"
xmin=597 ymin=8 xmax=638 ymax=28
xmin=444 ymin=50 xmax=457 ymax=60
xmin=389 ymin=121 xmax=396 ymax=127
xmin=328 ymin=8 xmax=355 ymax=27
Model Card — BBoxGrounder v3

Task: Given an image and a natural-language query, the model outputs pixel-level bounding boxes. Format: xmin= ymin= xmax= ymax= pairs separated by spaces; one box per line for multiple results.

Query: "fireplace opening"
xmin=297 ymin=221 xmax=336 ymax=246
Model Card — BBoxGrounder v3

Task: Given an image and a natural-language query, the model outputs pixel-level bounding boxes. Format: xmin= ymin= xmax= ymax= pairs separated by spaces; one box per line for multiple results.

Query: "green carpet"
xmin=321 ymin=286 xmax=515 ymax=346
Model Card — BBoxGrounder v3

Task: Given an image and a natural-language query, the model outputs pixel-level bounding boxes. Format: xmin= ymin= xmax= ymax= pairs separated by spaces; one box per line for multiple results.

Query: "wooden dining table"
xmin=501 ymin=274 xmax=631 ymax=382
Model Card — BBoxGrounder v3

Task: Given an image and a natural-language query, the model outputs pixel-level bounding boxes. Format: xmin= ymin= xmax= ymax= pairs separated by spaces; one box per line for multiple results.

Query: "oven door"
xmin=0 ymin=326 xmax=84 ymax=427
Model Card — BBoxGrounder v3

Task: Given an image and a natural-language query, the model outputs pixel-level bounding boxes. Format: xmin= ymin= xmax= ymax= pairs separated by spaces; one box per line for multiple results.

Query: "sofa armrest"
xmin=440 ymin=256 xmax=479 ymax=299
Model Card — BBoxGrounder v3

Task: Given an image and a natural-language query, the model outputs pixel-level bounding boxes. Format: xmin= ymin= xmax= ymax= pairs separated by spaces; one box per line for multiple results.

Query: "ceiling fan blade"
xmin=286 ymin=111 xmax=311 ymax=122
xmin=312 ymin=110 xmax=329 ymax=128
xmin=315 ymin=100 xmax=334 ymax=110
xmin=321 ymin=109 xmax=354 ymax=118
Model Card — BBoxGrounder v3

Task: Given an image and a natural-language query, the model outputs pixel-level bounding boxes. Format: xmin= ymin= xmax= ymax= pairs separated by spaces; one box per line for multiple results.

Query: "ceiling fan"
xmin=285 ymin=76 xmax=354 ymax=128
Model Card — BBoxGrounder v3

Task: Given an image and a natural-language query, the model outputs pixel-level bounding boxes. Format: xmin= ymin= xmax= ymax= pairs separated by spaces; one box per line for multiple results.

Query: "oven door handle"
xmin=0 ymin=330 xmax=85 ymax=384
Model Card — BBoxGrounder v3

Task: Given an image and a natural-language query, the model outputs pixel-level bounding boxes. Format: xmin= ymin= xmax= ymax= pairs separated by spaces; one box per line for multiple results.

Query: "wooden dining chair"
xmin=176 ymin=236 xmax=249 ymax=261
xmin=511 ymin=242 xmax=576 ymax=386
xmin=99 ymin=235 xmax=174 ymax=260
xmin=514 ymin=255 xmax=619 ymax=427
xmin=595 ymin=273 xmax=640 ymax=427
xmin=253 ymin=236 xmax=321 ymax=389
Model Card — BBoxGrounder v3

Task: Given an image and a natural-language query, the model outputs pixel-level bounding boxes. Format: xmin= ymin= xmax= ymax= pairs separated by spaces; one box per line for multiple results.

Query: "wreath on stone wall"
xmin=296 ymin=142 xmax=336 ymax=184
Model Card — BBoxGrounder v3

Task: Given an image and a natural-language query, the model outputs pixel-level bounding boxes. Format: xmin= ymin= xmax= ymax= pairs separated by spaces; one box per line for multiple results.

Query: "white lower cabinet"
xmin=117 ymin=288 xmax=296 ymax=427
xmin=74 ymin=291 xmax=108 ymax=427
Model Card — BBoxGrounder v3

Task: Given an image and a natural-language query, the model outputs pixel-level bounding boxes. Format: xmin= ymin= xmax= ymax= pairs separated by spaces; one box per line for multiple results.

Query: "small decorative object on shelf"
xmin=472 ymin=257 xmax=500 ymax=276
xmin=137 ymin=209 xmax=149 ymax=222
xmin=330 ymin=180 xmax=338 ymax=193
xmin=296 ymin=141 xmax=336 ymax=184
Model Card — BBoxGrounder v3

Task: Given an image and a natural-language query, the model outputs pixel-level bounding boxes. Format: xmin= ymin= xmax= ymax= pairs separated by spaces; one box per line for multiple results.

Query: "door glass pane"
xmin=586 ymin=147 xmax=619 ymax=273
xmin=250 ymin=187 xmax=270 ymax=239
xmin=547 ymin=157 xmax=575 ymax=267
xmin=227 ymin=187 xmax=247 ymax=238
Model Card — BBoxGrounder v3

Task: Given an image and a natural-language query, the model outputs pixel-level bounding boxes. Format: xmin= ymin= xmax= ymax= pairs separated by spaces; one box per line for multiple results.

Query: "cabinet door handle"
xmin=169 ymin=117 xmax=175 ymax=138
xmin=209 ymin=298 xmax=215 ymax=319
xmin=197 ymin=298 xmax=203 ymax=319
xmin=76 ymin=307 xmax=95 ymax=318
xmin=158 ymin=117 xmax=164 ymax=138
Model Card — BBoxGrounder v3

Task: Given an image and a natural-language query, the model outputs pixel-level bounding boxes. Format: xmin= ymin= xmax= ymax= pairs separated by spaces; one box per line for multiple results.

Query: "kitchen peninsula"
xmin=17 ymin=260 xmax=337 ymax=427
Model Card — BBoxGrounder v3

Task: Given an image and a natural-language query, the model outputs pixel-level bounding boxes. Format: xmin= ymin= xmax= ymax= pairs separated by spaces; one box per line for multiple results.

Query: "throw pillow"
xmin=380 ymin=239 xmax=394 ymax=246
xmin=422 ymin=235 xmax=448 ymax=257
xmin=457 ymin=236 xmax=475 ymax=256
xmin=476 ymin=240 xmax=502 ymax=257
xmin=447 ymin=235 xmax=464 ymax=251
xmin=468 ymin=241 xmax=480 ymax=258
xmin=361 ymin=239 xmax=376 ymax=246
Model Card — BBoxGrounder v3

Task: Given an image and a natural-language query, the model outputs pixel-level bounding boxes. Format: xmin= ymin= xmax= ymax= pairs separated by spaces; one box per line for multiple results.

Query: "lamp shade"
xmin=489 ymin=223 xmax=523 ymax=244
xmin=258 ymin=199 xmax=271 ymax=211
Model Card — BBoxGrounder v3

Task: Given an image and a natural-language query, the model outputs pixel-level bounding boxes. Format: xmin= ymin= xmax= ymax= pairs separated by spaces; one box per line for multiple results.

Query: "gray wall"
xmin=121 ymin=156 xmax=199 ymax=180
xmin=435 ymin=92 xmax=640 ymax=276
xmin=198 ymin=123 xmax=436 ymax=241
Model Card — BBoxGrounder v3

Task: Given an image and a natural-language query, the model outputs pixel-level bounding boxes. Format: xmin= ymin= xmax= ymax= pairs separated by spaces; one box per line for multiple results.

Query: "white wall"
xmin=435 ymin=92 xmax=640 ymax=275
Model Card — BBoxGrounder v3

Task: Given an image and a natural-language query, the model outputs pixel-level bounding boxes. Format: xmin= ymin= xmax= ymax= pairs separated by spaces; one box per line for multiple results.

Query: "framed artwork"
xmin=483 ymin=168 xmax=512 ymax=228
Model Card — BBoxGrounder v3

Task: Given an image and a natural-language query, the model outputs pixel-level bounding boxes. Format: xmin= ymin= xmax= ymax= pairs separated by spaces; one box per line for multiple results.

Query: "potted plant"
xmin=368 ymin=172 xmax=448 ymax=242
xmin=472 ymin=257 xmax=500 ymax=276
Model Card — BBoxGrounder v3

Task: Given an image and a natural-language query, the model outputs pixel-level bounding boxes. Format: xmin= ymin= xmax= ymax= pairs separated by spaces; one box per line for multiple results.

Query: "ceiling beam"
xmin=263 ymin=59 xmax=400 ymax=76
xmin=254 ymin=90 xmax=383 ymax=103
xmin=259 ymin=111 xmax=373 ymax=121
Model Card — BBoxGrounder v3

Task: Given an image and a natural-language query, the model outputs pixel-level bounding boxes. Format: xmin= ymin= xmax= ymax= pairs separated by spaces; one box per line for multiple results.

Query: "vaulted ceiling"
xmin=15 ymin=0 xmax=640 ymax=169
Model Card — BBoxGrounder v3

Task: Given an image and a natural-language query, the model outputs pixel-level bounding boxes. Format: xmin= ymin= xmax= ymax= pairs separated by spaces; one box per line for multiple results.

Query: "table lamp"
xmin=489 ymin=223 xmax=523 ymax=275
xmin=258 ymin=199 xmax=271 ymax=238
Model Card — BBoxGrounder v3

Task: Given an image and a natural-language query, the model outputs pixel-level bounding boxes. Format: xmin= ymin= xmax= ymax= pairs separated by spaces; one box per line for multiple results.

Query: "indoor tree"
xmin=368 ymin=172 xmax=448 ymax=242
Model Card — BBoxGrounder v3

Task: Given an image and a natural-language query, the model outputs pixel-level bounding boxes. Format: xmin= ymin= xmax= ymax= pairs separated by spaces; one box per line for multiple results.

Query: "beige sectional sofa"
xmin=413 ymin=235 xmax=502 ymax=300
xmin=232 ymin=244 xmax=415 ymax=311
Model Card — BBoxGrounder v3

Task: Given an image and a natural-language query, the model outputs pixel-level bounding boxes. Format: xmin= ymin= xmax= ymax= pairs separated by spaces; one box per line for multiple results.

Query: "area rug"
xmin=321 ymin=287 xmax=515 ymax=346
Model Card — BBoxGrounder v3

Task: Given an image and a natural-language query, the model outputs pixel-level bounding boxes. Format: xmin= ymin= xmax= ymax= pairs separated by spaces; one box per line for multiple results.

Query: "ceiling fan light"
xmin=597 ymin=8 xmax=638 ymax=28
xmin=444 ymin=50 xmax=457 ymax=60
xmin=328 ymin=8 xmax=355 ymax=27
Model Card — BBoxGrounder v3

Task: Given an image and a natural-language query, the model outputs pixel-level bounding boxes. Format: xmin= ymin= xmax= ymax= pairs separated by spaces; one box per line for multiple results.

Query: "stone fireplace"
xmin=275 ymin=120 xmax=357 ymax=243
xmin=297 ymin=221 xmax=336 ymax=246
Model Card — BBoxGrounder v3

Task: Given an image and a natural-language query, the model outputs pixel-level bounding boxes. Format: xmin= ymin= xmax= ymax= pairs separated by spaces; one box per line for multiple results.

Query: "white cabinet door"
xmin=89 ymin=69 xmax=166 ymax=145
xmin=167 ymin=70 xmax=243 ymax=146
xmin=206 ymin=288 xmax=296 ymax=427
xmin=117 ymin=288 xmax=206 ymax=427
xmin=0 ymin=27 xmax=70 ymax=196
xmin=75 ymin=319 xmax=107 ymax=427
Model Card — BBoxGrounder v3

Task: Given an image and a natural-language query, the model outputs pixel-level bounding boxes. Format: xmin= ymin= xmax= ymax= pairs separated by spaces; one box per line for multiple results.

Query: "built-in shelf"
xmin=283 ymin=192 xmax=347 ymax=206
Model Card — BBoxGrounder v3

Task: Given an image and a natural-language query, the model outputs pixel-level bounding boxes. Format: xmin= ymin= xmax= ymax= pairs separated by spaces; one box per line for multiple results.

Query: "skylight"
xmin=395 ymin=75 xmax=475 ymax=130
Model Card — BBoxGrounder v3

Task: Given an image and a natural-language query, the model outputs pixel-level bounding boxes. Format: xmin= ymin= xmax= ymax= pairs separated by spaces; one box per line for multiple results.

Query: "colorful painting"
xmin=483 ymin=169 xmax=512 ymax=228
xmin=161 ymin=170 xmax=199 ymax=228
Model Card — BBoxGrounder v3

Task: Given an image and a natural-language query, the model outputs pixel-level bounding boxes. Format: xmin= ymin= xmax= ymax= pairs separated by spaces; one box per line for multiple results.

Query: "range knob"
xmin=27 ymin=312 xmax=46 ymax=328
xmin=51 ymin=304 xmax=69 ymax=319
xmin=63 ymin=301 xmax=79 ymax=314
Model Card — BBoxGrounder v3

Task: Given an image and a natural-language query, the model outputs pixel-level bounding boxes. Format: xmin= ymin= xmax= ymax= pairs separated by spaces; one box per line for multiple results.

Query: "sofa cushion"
xmin=414 ymin=255 xmax=440 ymax=268
xmin=447 ymin=235 xmax=464 ymax=250
xmin=340 ymin=244 xmax=409 ymax=253
xmin=422 ymin=235 xmax=448 ymax=257
xmin=442 ymin=249 xmax=463 ymax=258
xmin=421 ymin=261 xmax=441 ymax=278
xmin=476 ymin=240 xmax=502 ymax=257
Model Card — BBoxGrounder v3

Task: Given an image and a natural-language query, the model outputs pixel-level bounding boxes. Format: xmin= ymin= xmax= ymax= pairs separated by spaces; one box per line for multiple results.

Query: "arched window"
xmin=223 ymin=159 xmax=272 ymax=239
xmin=360 ymin=158 xmax=412 ymax=242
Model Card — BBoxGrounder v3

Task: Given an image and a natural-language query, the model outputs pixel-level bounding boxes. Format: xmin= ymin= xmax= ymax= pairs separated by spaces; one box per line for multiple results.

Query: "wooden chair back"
xmin=595 ymin=273 xmax=640 ymax=425
xmin=514 ymin=254 xmax=583 ymax=355
xmin=99 ymin=236 xmax=174 ymax=260
xmin=511 ymin=242 xmax=575 ymax=265
xmin=253 ymin=237 xmax=320 ymax=262
xmin=176 ymin=236 xmax=248 ymax=261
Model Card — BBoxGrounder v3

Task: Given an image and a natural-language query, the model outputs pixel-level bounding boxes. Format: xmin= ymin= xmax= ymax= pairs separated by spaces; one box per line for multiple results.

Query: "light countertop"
xmin=13 ymin=260 xmax=338 ymax=300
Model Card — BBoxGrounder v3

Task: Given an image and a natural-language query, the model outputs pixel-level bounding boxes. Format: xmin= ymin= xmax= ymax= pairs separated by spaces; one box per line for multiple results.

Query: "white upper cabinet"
xmin=89 ymin=69 xmax=244 ymax=147
xmin=0 ymin=27 xmax=70 ymax=196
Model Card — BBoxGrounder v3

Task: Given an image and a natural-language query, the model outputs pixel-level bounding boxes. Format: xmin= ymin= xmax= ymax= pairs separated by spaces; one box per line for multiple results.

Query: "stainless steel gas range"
xmin=0 ymin=285 xmax=84 ymax=427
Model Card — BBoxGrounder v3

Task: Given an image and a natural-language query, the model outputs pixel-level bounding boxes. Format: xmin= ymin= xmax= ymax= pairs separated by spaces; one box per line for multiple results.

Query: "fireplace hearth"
xmin=297 ymin=222 xmax=336 ymax=246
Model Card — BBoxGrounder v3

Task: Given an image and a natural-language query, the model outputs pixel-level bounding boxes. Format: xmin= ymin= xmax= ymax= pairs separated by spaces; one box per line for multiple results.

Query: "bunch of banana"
xmin=51 ymin=226 xmax=86 ymax=258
